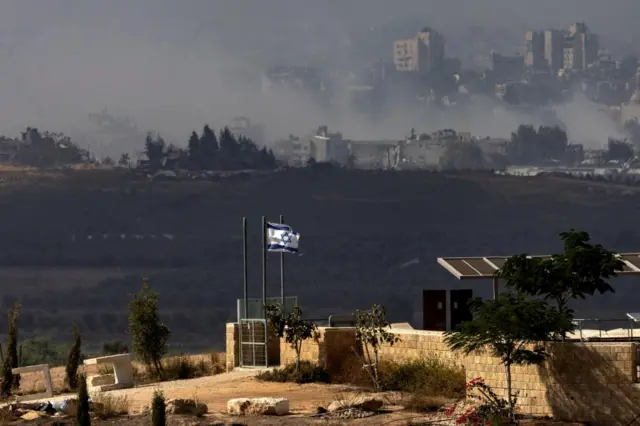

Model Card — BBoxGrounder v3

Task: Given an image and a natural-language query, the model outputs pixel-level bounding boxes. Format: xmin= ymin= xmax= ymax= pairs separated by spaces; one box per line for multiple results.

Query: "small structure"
xmin=83 ymin=353 xmax=134 ymax=392
xmin=12 ymin=364 xmax=53 ymax=401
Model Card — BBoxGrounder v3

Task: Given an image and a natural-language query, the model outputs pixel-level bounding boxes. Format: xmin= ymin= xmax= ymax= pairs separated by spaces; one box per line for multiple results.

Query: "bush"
xmin=162 ymin=356 xmax=212 ymax=381
xmin=378 ymin=357 xmax=465 ymax=398
xmin=256 ymin=361 xmax=331 ymax=384
xmin=65 ymin=327 xmax=82 ymax=390
xmin=151 ymin=390 xmax=166 ymax=426
xmin=76 ymin=374 xmax=90 ymax=426
xmin=91 ymin=393 xmax=129 ymax=419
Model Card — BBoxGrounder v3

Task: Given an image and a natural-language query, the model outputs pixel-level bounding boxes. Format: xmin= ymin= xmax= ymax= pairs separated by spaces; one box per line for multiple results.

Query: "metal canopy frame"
xmin=437 ymin=253 xmax=640 ymax=280
xmin=437 ymin=253 xmax=640 ymax=300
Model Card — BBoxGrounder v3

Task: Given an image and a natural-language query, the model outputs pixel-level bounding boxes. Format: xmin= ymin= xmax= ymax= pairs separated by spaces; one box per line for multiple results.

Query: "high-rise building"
xmin=526 ymin=24 xmax=599 ymax=73
xmin=562 ymin=22 xmax=599 ymax=71
xmin=544 ymin=30 xmax=565 ymax=73
xmin=525 ymin=31 xmax=545 ymax=70
xmin=393 ymin=28 xmax=444 ymax=74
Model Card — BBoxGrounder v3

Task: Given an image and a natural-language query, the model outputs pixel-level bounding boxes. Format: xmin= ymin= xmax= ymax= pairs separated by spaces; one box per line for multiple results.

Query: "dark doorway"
xmin=450 ymin=289 xmax=473 ymax=330
xmin=423 ymin=290 xmax=447 ymax=331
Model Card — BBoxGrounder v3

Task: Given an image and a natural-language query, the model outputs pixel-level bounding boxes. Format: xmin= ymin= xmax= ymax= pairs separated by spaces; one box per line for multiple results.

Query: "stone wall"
xmin=274 ymin=326 xmax=640 ymax=425
xmin=225 ymin=323 xmax=239 ymax=372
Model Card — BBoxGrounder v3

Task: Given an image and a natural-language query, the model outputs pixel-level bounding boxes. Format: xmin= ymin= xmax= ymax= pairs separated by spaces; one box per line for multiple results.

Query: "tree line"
xmin=143 ymin=125 xmax=276 ymax=172
xmin=440 ymin=123 xmax=638 ymax=171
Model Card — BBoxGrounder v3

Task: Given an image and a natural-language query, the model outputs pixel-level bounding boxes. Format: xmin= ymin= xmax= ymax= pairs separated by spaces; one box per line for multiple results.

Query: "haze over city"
xmin=0 ymin=0 xmax=638 ymax=157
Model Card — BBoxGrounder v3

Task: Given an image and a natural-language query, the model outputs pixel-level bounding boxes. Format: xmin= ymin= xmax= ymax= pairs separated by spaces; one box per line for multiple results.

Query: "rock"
xmin=20 ymin=410 xmax=46 ymax=421
xmin=227 ymin=397 xmax=290 ymax=416
xmin=166 ymin=398 xmax=208 ymax=417
xmin=327 ymin=396 xmax=383 ymax=413
xmin=315 ymin=406 xmax=327 ymax=415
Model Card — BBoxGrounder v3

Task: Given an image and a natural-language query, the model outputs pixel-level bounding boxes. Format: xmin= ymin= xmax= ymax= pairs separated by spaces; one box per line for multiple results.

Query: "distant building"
xmin=393 ymin=27 xmax=445 ymax=74
xmin=491 ymin=52 xmax=526 ymax=80
xmin=311 ymin=126 xmax=349 ymax=165
xmin=621 ymin=66 xmax=640 ymax=123
xmin=525 ymin=23 xmax=598 ymax=74
xmin=261 ymin=66 xmax=324 ymax=96
xmin=228 ymin=117 xmax=265 ymax=144
xmin=544 ymin=30 xmax=565 ymax=74
xmin=564 ymin=23 xmax=598 ymax=71
xmin=525 ymin=31 xmax=546 ymax=71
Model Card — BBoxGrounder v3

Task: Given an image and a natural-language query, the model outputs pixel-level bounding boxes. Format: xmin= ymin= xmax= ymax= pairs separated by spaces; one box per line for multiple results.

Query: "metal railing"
xmin=571 ymin=318 xmax=637 ymax=341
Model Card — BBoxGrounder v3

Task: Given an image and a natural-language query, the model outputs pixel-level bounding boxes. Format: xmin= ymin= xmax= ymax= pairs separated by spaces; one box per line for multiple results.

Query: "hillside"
xmin=1 ymin=168 xmax=640 ymax=351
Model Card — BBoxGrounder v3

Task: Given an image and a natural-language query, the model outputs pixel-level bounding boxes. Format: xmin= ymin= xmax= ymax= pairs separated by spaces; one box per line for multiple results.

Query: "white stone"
xmin=83 ymin=353 xmax=134 ymax=391
xmin=227 ymin=397 xmax=290 ymax=416
xmin=12 ymin=364 xmax=53 ymax=401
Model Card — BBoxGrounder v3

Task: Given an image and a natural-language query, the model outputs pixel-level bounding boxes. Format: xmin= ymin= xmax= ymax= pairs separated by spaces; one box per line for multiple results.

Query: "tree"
xmin=151 ymin=390 xmax=166 ymax=426
xmin=102 ymin=156 xmax=115 ymax=166
xmin=128 ymin=278 xmax=170 ymax=378
xmin=496 ymin=230 xmax=623 ymax=340
xmin=187 ymin=131 xmax=201 ymax=168
xmin=76 ymin=373 xmax=91 ymax=426
xmin=354 ymin=304 xmax=401 ymax=390
xmin=199 ymin=125 xmax=219 ymax=169
xmin=65 ymin=326 xmax=82 ymax=390
xmin=537 ymin=125 xmax=568 ymax=162
xmin=265 ymin=304 xmax=317 ymax=381
xmin=144 ymin=133 xmax=166 ymax=166
xmin=118 ymin=153 xmax=131 ymax=167
xmin=0 ymin=301 xmax=20 ymax=395
xmin=605 ymin=138 xmax=634 ymax=162
xmin=444 ymin=293 xmax=570 ymax=423
xmin=218 ymin=127 xmax=239 ymax=169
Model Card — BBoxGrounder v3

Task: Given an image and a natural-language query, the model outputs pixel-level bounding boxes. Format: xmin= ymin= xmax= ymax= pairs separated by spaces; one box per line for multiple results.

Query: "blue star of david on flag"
xmin=267 ymin=222 xmax=300 ymax=253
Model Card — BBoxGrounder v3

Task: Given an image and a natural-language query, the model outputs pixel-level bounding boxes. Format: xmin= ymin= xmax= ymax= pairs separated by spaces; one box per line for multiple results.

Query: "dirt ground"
xmin=14 ymin=365 xmax=585 ymax=425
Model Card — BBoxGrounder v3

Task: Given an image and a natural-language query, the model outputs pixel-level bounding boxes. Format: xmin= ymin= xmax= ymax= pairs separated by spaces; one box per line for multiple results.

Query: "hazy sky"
xmin=0 ymin=1 xmax=637 ymax=156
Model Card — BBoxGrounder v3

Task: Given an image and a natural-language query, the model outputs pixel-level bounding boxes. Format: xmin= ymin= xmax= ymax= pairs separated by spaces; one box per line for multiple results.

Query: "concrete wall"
xmin=272 ymin=326 xmax=640 ymax=425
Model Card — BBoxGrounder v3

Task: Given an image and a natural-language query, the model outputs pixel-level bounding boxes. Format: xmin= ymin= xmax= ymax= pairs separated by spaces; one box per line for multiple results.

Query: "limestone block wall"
xmin=274 ymin=326 xmax=640 ymax=425
xmin=225 ymin=323 xmax=239 ymax=372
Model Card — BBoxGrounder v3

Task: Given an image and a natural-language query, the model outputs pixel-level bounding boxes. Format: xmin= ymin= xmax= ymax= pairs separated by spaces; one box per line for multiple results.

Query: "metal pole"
xmin=242 ymin=217 xmax=248 ymax=320
xmin=262 ymin=216 xmax=267 ymax=317
xmin=280 ymin=214 xmax=285 ymax=308
xmin=492 ymin=277 xmax=499 ymax=300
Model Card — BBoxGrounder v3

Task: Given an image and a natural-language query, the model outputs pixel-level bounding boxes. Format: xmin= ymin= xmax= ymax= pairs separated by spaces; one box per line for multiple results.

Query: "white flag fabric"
xmin=267 ymin=222 xmax=300 ymax=253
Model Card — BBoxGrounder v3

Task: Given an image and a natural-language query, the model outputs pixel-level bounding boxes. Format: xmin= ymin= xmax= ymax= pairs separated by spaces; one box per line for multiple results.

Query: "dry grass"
xmin=91 ymin=393 xmax=130 ymax=419
xmin=96 ymin=353 xmax=226 ymax=384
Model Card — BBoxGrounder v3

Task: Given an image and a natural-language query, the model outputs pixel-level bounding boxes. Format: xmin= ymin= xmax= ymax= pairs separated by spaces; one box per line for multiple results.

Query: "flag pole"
xmin=280 ymin=215 xmax=285 ymax=308
xmin=242 ymin=217 xmax=248 ymax=320
xmin=261 ymin=216 xmax=267 ymax=318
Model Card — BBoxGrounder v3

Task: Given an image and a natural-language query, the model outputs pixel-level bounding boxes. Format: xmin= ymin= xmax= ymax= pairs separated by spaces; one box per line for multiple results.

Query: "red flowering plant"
xmin=443 ymin=377 xmax=513 ymax=425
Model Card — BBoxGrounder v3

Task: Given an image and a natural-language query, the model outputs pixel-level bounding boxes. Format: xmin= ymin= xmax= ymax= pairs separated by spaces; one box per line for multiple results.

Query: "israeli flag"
xmin=267 ymin=222 xmax=300 ymax=253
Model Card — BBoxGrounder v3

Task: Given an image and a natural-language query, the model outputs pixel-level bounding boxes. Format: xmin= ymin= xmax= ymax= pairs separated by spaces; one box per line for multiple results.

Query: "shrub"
xmin=162 ymin=356 xmax=211 ymax=381
xmin=256 ymin=361 xmax=331 ymax=384
xmin=91 ymin=393 xmax=129 ymax=419
xmin=66 ymin=327 xmax=82 ymax=390
xmin=76 ymin=374 xmax=90 ymax=426
xmin=378 ymin=357 xmax=465 ymax=398
xmin=151 ymin=390 xmax=166 ymax=426
xmin=403 ymin=395 xmax=450 ymax=413
xmin=1 ymin=302 xmax=21 ymax=395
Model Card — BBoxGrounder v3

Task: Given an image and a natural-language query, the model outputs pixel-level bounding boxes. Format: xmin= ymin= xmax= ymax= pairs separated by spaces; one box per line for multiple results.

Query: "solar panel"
xmin=439 ymin=252 xmax=640 ymax=280
xmin=626 ymin=313 xmax=640 ymax=322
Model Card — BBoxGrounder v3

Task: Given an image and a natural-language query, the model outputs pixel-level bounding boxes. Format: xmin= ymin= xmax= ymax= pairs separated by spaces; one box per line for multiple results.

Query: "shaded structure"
xmin=437 ymin=253 xmax=640 ymax=299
